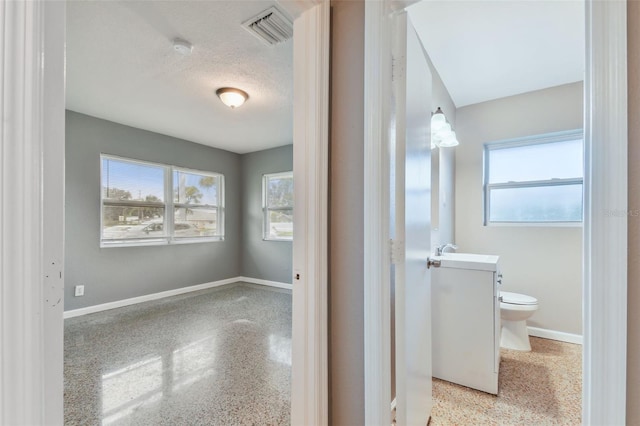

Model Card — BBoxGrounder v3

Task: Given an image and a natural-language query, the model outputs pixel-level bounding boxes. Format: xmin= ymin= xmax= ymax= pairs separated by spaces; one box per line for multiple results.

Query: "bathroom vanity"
xmin=430 ymin=253 xmax=501 ymax=394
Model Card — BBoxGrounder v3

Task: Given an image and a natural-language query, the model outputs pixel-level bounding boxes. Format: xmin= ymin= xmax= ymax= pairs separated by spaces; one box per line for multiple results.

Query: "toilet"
xmin=499 ymin=291 xmax=539 ymax=351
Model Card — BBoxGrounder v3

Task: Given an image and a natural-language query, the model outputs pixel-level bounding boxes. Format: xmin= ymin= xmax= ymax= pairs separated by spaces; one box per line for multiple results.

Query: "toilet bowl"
xmin=500 ymin=291 xmax=538 ymax=351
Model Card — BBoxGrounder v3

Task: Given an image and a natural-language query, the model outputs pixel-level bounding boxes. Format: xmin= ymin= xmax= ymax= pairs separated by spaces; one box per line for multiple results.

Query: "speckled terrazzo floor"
xmin=64 ymin=283 xmax=292 ymax=426
xmin=431 ymin=337 xmax=582 ymax=425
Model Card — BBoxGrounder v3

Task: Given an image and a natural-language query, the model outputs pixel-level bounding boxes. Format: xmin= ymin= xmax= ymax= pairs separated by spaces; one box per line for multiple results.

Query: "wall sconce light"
xmin=431 ymin=107 xmax=459 ymax=148
xmin=216 ymin=87 xmax=249 ymax=109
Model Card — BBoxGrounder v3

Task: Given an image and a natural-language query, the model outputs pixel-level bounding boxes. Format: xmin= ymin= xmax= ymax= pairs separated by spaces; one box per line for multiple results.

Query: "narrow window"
xmin=263 ymin=171 xmax=294 ymax=240
xmin=483 ymin=130 xmax=583 ymax=225
xmin=173 ymin=168 xmax=224 ymax=240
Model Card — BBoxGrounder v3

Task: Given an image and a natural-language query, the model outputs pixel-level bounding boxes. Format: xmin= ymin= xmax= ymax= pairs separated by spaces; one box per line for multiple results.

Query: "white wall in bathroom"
xmin=454 ymin=82 xmax=583 ymax=336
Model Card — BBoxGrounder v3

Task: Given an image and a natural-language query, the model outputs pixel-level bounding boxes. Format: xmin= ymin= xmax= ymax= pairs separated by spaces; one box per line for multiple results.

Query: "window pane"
xmin=102 ymin=206 xmax=166 ymax=240
xmin=488 ymin=139 xmax=583 ymax=183
xmin=174 ymin=207 xmax=219 ymax=237
xmin=266 ymin=209 xmax=293 ymax=239
xmin=102 ymin=158 xmax=165 ymax=202
xmin=266 ymin=175 xmax=294 ymax=208
xmin=173 ymin=171 xmax=219 ymax=206
xmin=489 ymin=184 xmax=583 ymax=222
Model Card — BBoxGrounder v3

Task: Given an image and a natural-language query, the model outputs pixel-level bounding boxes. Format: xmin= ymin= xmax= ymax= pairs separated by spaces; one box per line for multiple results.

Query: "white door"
xmin=393 ymin=13 xmax=433 ymax=426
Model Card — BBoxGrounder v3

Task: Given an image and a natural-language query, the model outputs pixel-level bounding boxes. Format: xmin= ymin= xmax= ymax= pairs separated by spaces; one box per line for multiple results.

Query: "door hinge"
xmin=390 ymin=239 xmax=404 ymax=264
xmin=391 ymin=54 xmax=405 ymax=83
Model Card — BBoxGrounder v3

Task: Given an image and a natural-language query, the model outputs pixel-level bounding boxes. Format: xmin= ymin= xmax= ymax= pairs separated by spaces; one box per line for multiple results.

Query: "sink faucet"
xmin=435 ymin=243 xmax=458 ymax=256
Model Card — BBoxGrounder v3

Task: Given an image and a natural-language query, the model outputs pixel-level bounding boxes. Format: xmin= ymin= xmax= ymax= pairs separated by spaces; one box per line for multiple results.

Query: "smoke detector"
xmin=242 ymin=7 xmax=293 ymax=46
xmin=172 ymin=38 xmax=193 ymax=55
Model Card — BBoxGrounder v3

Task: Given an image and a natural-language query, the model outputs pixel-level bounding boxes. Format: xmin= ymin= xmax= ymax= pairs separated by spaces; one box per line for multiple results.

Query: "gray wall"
xmin=628 ymin=1 xmax=640 ymax=421
xmin=329 ymin=0 xmax=366 ymax=423
xmin=65 ymin=111 xmax=242 ymax=310
xmin=241 ymin=145 xmax=293 ymax=284
xmin=455 ymin=82 xmax=583 ymax=335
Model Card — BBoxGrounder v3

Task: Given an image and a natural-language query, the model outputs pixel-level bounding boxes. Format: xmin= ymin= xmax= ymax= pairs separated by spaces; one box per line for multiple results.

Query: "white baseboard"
xmin=64 ymin=276 xmax=293 ymax=319
xmin=528 ymin=326 xmax=583 ymax=345
xmin=238 ymin=276 xmax=293 ymax=290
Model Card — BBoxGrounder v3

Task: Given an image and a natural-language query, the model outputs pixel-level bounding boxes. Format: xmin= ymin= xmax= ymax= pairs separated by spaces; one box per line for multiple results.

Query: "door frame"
xmin=363 ymin=0 xmax=629 ymax=424
xmin=364 ymin=0 xmax=393 ymax=423
xmin=0 ymin=0 xmax=330 ymax=424
xmin=291 ymin=1 xmax=330 ymax=424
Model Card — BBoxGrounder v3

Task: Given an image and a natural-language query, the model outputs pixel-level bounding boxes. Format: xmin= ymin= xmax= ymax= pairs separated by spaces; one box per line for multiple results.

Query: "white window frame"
xmin=173 ymin=165 xmax=225 ymax=242
xmin=100 ymin=154 xmax=225 ymax=247
xmin=483 ymin=129 xmax=584 ymax=226
xmin=262 ymin=171 xmax=294 ymax=241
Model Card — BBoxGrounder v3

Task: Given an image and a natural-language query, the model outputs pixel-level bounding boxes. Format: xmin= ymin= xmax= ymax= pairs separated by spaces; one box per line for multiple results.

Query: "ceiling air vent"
xmin=242 ymin=7 xmax=293 ymax=46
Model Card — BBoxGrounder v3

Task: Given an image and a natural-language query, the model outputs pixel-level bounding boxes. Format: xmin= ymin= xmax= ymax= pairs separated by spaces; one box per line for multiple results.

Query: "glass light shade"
xmin=431 ymin=108 xmax=447 ymax=132
xmin=431 ymin=131 xmax=442 ymax=148
xmin=434 ymin=122 xmax=451 ymax=139
xmin=438 ymin=130 xmax=459 ymax=147
xmin=216 ymin=88 xmax=248 ymax=109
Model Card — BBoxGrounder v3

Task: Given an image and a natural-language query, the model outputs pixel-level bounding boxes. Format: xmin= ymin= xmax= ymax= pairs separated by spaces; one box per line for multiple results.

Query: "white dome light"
xmin=216 ymin=87 xmax=249 ymax=109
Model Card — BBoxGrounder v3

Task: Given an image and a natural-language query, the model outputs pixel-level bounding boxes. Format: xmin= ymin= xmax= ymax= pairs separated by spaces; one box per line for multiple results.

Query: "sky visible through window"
xmin=102 ymin=158 xmax=219 ymax=205
xmin=173 ymin=171 xmax=218 ymax=205
xmin=102 ymin=158 xmax=164 ymax=201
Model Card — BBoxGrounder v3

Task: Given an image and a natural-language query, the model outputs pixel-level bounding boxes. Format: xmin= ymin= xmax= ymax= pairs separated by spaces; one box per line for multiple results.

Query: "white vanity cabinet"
xmin=430 ymin=253 xmax=501 ymax=394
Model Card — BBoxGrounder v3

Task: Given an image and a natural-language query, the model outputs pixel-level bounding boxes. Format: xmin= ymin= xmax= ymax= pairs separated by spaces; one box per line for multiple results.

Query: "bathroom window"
xmin=263 ymin=171 xmax=294 ymax=240
xmin=101 ymin=154 xmax=224 ymax=246
xmin=483 ymin=130 xmax=583 ymax=225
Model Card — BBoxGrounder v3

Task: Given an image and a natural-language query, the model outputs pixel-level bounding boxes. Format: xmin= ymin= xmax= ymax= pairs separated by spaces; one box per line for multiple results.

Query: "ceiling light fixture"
xmin=172 ymin=38 xmax=193 ymax=55
xmin=431 ymin=107 xmax=459 ymax=148
xmin=216 ymin=87 xmax=249 ymax=109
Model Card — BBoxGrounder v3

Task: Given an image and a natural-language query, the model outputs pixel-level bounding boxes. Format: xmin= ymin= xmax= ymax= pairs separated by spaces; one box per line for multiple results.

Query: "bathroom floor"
xmin=430 ymin=336 xmax=581 ymax=425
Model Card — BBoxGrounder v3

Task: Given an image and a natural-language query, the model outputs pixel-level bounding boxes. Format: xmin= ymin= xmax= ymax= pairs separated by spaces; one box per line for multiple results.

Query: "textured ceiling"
xmin=408 ymin=0 xmax=585 ymax=107
xmin=66 ymin=1 xmax=293 ymax=154
xmin=68 ymin=1 xmax=585 ymax=152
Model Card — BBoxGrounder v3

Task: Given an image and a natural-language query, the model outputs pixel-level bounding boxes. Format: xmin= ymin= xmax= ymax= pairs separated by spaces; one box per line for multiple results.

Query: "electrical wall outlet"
xmin=74 ymin=285 xmax=85 ymax=297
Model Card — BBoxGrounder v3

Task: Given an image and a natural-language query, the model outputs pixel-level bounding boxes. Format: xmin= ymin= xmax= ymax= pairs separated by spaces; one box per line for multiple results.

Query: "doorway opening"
xmin=363 ymin=1 xmax=628 ymax=425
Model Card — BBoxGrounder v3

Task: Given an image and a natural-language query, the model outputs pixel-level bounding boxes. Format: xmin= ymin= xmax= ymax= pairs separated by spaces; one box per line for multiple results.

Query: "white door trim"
xmin=0 ymin=1 xmax=66 ymax=424
xmin=364 ymin=0 xmax=393 ymax=423
xmin=363 ymin=0 xmax=629 ymax=424
xmin=583 ymin=0 xmax=628 ymax=423
xmin=2 ymin=0 xmax=329 ymax=424
xmin=291 ymin=1 xmax=330 ymax=424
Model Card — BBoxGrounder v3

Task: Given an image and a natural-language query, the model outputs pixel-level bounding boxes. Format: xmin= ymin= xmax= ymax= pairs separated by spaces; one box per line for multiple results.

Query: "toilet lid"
xmin=500 ymin=291 xmax=538 ymax=305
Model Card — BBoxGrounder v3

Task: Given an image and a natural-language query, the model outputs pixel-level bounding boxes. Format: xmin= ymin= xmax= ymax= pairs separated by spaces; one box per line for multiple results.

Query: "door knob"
xmin=427 ymin=257 xmax=441 ymax=269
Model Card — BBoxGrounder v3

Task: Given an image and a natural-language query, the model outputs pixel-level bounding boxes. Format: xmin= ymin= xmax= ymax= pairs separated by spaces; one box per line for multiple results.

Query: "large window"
xmin=101 ymin=155 xmax=224 ymax=246
xmin=483 ymin=130 xmax=583 ymax=225
xmin=263 ymin=171 xmax=293 ymax=240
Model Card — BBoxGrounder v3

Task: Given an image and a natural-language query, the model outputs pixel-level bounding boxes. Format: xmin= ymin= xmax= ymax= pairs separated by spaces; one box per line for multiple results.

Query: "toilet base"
xmin=500 ymin=319 xmax=532 ymax=351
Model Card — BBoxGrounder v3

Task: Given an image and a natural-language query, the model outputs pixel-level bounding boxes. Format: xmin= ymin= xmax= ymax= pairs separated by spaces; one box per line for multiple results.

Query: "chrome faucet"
xmin=435 ymin=243 xmax=458 ymax=256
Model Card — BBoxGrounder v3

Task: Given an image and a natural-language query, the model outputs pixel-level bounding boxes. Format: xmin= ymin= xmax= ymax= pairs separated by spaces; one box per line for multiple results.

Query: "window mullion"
xmin=166 ymin=166 xmax=174 ymax=241
xmin=267 ymin=207 xmax=294 ymax=212
xmin=219 ymin=175 xmax=225 ymax=240
xmin=488 ymin=177 xmax=583 ymax=190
